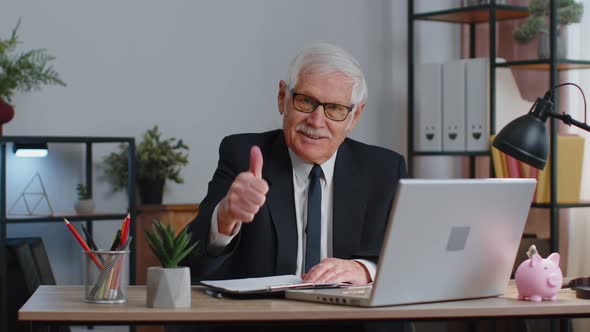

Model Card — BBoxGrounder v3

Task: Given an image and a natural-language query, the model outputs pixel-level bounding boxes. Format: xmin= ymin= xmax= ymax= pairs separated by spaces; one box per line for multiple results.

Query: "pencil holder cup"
xmin=83 ymin=250 xmax=129 ymax=304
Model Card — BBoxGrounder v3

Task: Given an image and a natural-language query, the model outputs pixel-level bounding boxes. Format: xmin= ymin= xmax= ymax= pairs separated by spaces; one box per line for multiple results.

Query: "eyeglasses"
xmin=291 ymin=91 xmax=354 ymax=122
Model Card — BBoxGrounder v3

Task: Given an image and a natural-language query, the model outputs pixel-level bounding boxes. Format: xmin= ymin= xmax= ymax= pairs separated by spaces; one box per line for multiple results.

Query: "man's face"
xmin=278 ymin=71 xmax=365 ymax=165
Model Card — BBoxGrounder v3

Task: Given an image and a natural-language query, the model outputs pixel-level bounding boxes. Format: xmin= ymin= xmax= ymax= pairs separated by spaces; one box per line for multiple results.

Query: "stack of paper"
xmin=201 ymin=274 xmax=347 ymax=294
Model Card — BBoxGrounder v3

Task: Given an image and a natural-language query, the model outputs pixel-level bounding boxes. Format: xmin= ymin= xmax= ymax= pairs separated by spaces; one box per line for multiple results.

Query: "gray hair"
xmin=286 ymin=43 xmax=368 ymax=107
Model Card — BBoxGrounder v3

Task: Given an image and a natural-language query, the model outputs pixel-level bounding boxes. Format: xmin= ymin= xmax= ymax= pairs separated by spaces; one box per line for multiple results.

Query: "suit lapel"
xmin=332 ymin=140 xmax=365 ymax=258
xmin=264 ymin=133 xmax=298 ymax=275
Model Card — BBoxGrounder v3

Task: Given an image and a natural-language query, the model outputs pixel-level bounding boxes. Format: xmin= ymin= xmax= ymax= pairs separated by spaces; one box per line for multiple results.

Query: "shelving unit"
xmin=408 ymin=0 xmax=589 ymax=257
xmin=0 ymin=136 xmax=136 ymax=332
xmin=412 ymin=3 xmax=529 ymax=23
xmin=407 ymin=1 xmax=528 ymax=178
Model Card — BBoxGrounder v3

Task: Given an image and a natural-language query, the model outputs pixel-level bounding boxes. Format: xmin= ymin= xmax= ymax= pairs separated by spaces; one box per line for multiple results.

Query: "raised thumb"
xmin=249 ymin=145 xmax=263 ymax=178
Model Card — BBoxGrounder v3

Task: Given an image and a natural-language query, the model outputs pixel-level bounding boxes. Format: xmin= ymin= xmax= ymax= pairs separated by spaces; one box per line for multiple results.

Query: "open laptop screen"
xmin=369 ymin=178 xmax=536 ymax=306
xmin=286 ymin=178 xmax=536 ymax=307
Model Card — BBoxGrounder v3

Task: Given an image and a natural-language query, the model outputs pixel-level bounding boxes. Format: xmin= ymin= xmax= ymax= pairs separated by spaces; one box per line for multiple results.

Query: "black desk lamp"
xmin=493 ymin=83 xmax=590 ymax=298
xmin=492 ymin=83 xmax=589 ymax=170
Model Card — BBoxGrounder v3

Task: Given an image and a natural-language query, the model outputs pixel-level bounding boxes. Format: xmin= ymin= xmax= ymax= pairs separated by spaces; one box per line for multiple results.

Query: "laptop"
xmin=285 ymin=178 xmax=536 ymax=307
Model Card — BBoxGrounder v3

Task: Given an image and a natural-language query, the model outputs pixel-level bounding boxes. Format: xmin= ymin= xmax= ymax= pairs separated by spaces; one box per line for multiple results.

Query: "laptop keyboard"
xmin=339 ymin=287 xmax=371 ymax=298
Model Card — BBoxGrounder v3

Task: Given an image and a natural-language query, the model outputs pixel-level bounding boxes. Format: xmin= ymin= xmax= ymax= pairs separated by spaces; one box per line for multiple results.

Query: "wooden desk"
xmin=18 ymin=284 xmax=590 ymax=325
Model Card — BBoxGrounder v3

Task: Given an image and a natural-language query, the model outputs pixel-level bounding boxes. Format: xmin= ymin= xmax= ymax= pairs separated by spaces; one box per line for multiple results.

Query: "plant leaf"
xmin=145 ymin=227 xmax=170 ymax=266
xmin=172 ymin=230 xmax=190 ymax=260
xmin=171 ymin=241 xmax=200 ymax=267
xmin=154 ymin=219 xmax=174 ymax=255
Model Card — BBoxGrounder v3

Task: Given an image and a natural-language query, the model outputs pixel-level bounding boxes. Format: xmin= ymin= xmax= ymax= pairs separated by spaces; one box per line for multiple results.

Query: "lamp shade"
xmin=492 ymin=113 xmax=549 ymax=170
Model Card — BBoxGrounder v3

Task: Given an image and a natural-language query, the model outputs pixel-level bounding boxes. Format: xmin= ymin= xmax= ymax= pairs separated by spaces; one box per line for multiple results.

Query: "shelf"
xmin=0 ymin=136 xmax=134 ymax=144
xmin=413 ymin=5 xmax=528 ymax=24
xmin=412 ymin=151 xmax=489 ymax=156
xmin=531 ymin=202 xmax=590 ymax=209
xmin=496 ymin=59 xmax=590 ymax=70
xmin=6 ymin=212 xmax=128 ymax=224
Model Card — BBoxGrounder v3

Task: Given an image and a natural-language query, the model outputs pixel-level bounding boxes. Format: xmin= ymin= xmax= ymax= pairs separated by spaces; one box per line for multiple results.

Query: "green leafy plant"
xmin=513 ymin=0 xmax=584 ymax=44
xmin=76 ymin=183 xmax=91 ymax=200
xmin=144 ymin=219 xmax=199 ymax=268
xmin=0 ymin=18 xmax=66 ymax=102
xmin=102 ymin=125 xmax=189 ymax=192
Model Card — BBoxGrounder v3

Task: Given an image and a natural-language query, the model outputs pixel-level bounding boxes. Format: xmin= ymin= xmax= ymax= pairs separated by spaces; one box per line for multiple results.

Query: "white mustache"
xmin=296 ymin=124 xmax=332 ymax=139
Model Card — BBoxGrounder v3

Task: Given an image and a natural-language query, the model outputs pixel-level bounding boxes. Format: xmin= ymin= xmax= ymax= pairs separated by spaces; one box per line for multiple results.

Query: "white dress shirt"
xmin=208 ymin=149 xmax=376 ymax=281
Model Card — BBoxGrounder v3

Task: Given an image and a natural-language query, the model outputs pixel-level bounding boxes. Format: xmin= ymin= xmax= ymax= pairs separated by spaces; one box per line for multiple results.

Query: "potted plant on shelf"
xmin=0 ymin=18 xmax=66 ymax=134
xmin=144 ymin=219 xmax=198 ymax=308
xmin=512 ymin=0 xmax=584 ymax=59
xmin=74 ymin=183 xmax=95 ymax=215
xmin=102 ymin=125 xmax=189 ymax=205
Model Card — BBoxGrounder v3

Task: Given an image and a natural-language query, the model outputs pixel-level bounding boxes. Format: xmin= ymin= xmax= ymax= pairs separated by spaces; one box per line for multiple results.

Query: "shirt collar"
xmin=288 ymin=149 xmax=337 ymax=187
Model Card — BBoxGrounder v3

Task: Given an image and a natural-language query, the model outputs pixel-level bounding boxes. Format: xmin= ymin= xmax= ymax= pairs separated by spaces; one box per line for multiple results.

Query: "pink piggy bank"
xmin=515 ymin=253 xmax=563 ymax=302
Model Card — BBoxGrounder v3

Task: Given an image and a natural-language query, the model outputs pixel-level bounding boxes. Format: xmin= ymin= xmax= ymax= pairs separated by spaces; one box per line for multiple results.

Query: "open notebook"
xmin=200 ymin=274 xmax=347 ymax=296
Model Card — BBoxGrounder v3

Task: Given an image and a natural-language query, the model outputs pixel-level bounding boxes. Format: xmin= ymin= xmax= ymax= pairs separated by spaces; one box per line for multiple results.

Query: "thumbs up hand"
xmin=217 ymin=146 xmax=269 ymax=235
xmin=249 ymin=144 xmax=263 ymax=179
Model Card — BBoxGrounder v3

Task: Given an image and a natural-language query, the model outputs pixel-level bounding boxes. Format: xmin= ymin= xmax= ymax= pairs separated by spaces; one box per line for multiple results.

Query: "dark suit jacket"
xmin=184 ymin=129 xmax=406 ymax=281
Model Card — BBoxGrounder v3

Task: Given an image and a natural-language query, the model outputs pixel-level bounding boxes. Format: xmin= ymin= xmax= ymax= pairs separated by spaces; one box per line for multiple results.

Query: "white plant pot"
xmin=74 ymin=199 xmax=95 ymax=215
xmin=146 ymin=266 xmax=191 ymax=308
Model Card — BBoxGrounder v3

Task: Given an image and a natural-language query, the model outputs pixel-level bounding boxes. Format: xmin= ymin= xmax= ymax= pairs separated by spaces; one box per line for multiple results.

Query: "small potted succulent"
xmin=74 ymin=183 xmax=95 ymax=215
xmin=513 ymin=0 xmax=584 ymax=58
xmin=144 ymin=219 xmax=198 ymax=308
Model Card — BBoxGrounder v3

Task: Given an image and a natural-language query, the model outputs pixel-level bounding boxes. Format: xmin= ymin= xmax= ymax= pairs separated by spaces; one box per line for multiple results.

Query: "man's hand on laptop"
xmin=218 ymin=146 xmax=269 ymax=235
xmin=302 ymin=258 xmax=371 ymax=285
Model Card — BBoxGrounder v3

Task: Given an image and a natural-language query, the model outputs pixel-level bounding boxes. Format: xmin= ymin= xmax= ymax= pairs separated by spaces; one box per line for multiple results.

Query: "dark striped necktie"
xmin=305 ymin=164 xmax=322 ymax=273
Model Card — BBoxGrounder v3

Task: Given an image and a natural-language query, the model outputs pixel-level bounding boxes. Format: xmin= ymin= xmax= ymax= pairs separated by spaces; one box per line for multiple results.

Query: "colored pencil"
xmin=81 ymin=225 xmax=105 ymax=263
xmin=120 ymin=213 xmax=130 ymax=249
xmin=64 ymin=219 xmax=103 ymax=269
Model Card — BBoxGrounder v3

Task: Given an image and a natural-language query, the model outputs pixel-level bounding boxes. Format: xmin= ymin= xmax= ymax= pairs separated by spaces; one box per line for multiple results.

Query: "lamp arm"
xmin=545 ymin=82 xmax=588 ymax=125
xmin=548 ymin=111 xmax=590 ymax=133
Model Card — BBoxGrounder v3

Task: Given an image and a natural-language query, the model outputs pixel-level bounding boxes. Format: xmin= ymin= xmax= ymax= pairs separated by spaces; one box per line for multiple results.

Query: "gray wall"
xmin=1 ymin=0 xmax=460 ymax=284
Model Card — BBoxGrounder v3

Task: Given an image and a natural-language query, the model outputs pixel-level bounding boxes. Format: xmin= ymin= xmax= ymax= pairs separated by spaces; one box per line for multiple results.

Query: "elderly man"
xmin=185 ymin=43 xmax=406 ymax=287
